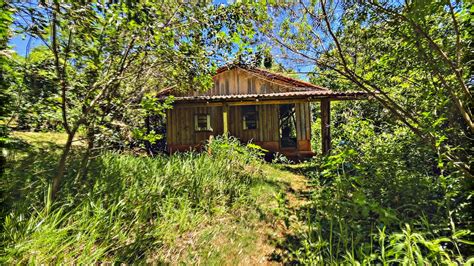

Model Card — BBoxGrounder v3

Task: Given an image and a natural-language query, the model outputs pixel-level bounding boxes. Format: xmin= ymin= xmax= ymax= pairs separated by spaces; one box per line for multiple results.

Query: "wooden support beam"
xmin=223 ymin=104 xmax=229 ymax=136
xmin=174 ymin=102 xmax=224 ymax=108
xmin=321 ymin=99 xmax=331 ymax=155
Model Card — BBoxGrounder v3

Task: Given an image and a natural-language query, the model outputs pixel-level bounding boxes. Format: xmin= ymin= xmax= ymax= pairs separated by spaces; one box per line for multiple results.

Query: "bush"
xmin=286 ymin=115 xmax=473 ymax=264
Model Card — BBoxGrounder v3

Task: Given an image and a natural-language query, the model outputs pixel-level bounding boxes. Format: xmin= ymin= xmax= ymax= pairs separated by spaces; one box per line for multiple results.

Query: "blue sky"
xmin=9 ymin=34 xmax=42 ymax=56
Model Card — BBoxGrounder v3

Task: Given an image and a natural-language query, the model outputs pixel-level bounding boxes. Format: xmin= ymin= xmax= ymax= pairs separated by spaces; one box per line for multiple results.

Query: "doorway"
xmin=279 ymin=104 xmax=297 ymax=148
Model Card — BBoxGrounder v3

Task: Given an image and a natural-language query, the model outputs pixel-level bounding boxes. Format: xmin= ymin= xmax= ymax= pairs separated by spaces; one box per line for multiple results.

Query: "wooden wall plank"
xmin=234 ymin=69 xmax=238 ymax=94
xmin=300 ymin=103 xmax=308 ymax=140
xmin=271 ymin=105 xmax=274 ymax=141
xmin=267 ymin=105 xmax=272 ymax=141
xmin=169 ymin=103 xmax=316 ymax=153
xmin=295 ymin=103 xmax=302 ymax=141
xmin=257 ymin=105 xmax=263 ymax=141
xmin=182 ymin=107 xmax=188 ymax=144
xmin=177 ymin=108 xmax=182 ymax=144
xmin=293 ymin=103 xmax=312 ymax=141
xmin=168 ymin=106 xmax=227 ymax=147
xmin=307 ymin=103 xmax=311 ymax=139
xmin=262 ymin=105 xmax=267 ymax=141
xmin=175 ymin=109 xmax=179 ymax=144
xmin=236 ymin=69 xmax=240 ymax=94
xmin=185 ymin=108 xmax=190 ymax=144
xmin=301 ymin=104 xmax=306 ymax=140
xmin=183 ymin=68 xmax=312 ymax=97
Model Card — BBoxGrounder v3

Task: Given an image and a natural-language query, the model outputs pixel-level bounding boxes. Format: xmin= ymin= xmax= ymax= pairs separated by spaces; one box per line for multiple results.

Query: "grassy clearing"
xmin=10 ymin=131 xmax=84 ymax=148
xmin=0 ymin=132 xmax=299 ymax=264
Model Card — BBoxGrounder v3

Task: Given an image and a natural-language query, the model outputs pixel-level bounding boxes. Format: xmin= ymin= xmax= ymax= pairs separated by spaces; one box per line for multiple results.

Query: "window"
xmin=242 ymin=106 xmax=258 ymax=130
xmin=195 ymin=114 xmax=212 ymax=131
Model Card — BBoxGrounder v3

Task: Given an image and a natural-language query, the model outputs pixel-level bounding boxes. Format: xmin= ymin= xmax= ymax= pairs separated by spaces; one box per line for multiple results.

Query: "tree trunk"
xmin=51 ymin=126 xmax=79 ymax=200
xmin=76 ymin=126 xmax=95 ymax=182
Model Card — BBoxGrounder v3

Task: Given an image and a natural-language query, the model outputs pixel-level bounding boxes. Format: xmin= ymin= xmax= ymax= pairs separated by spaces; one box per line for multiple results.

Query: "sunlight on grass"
xmin=11 ymin=131 xmax=84 ymax=147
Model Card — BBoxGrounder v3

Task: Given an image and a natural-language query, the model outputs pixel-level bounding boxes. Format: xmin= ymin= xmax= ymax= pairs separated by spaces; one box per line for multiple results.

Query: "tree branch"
xmin=368 ymin=1 xmax=472 ymax=100
xmin=51 ymin=2 xmax=70 ymax=134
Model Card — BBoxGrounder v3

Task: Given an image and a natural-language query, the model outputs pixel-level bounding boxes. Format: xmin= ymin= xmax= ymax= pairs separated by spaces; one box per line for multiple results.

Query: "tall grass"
xmin=1 ymin=137 xmax=266 ymax=263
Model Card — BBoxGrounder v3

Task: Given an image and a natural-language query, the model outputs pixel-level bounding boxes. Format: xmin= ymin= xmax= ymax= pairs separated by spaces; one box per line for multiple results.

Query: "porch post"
xmin=321 ymin=98 xmax=331 ymax=155
xmin=223 ymin=103 xmax=229 ymax=136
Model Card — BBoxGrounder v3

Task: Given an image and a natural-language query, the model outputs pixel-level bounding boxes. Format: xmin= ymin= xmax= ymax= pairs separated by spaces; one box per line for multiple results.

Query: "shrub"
xmin=286 ymin=116 xmax=473 ymax=264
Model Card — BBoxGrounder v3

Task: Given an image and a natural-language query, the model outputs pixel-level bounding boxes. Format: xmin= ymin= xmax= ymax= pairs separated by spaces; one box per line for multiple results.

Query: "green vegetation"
xmin=1 ymin=135 xmax=290 ymax=263
xmin=1 ymin=0 xmax=472 ymax=264
xmin=279 ymin=111 xmax=473 ymax=263
xmin=3 ymin=132 xmax=471 ymax=264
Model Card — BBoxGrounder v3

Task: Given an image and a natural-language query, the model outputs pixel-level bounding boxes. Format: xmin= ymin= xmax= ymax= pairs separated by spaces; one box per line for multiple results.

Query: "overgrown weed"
xmin=0 ymin=136 xmax=274 ymax=263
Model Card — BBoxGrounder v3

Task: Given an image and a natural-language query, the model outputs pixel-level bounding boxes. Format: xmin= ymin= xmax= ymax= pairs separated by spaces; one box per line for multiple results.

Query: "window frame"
xmin=242 ymin=106 xmax=258 ymax=130
xmin=194 ymin=113 xmax=213 ymax=132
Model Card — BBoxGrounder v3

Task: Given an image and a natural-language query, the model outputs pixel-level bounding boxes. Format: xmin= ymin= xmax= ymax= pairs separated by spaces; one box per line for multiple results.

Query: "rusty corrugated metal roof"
xmin=173 ymin=90 xmax=369 ymax=102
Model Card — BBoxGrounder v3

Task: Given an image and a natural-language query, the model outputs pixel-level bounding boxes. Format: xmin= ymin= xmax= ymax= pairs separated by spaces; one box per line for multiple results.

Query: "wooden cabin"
xmin=159 ymin=65 xmax=368 ymax=159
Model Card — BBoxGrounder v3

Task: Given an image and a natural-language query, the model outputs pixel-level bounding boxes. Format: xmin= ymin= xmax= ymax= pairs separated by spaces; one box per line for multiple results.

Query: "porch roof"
xmin=171 ymin=90 xmax=369 ymax=104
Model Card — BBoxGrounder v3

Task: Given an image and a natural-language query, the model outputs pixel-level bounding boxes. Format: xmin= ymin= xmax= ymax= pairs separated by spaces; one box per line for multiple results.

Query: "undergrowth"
xmin=282 ymin=120 xmax=474 ymax=265
xmin=0 ymin=136 xmax=269 ymax=264
xmin=2 ymin=131 xmax=473 ymax=264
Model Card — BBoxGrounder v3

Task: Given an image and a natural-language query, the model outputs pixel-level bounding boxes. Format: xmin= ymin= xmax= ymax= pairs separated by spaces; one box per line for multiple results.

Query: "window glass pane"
xmin=198 ymin=116 xmax=207 ymax=128
xmin=195 ymin=114 xmax=211 ymax=131
xmin=242 ymin=106 xmax=257 ymax=130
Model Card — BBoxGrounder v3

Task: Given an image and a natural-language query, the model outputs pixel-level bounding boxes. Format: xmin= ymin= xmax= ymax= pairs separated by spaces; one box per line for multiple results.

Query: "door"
xmin=279 ymin=104 xmax=297 ymax=148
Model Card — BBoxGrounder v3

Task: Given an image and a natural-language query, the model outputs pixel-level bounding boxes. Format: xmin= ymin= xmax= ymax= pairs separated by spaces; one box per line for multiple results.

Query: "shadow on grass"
xmin=1 ymin=137 xmax=86 ymax=218
xmin=280 ymin=163 xmax=319 ymax=178
xmin=266 ymin=197 xmax=326 ymax=264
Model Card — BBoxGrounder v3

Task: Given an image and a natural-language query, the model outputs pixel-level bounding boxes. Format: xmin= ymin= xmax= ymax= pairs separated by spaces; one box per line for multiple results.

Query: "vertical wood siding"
xmin=167 ymin=103 xmax=311 ymax=149
xmin=167 ymin=69 xmax=313 ymax=153
xmin=226 ymin=105 xmax=280 ymax=143
xmin=185 ymin=68 xmax=294 ymax=97
xmin=295 ymin=103 xmax=311 ymax=141
xmin=167 ymin=106 xmax=223 ymax=145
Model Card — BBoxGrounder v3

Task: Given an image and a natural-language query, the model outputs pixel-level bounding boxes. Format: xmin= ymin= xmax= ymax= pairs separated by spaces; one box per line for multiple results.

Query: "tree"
xmin=0 ymin=0 xmax=14 ymax=140
xmin=0 ymin=0 xmax=15 ymax=176
xmin=11 ymin=46 xmax=63 ymax=131
xmin=13 ymin=1 xmax=255 ymax=199
xmin=258 ymin=0 xmax=472 ymax=177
